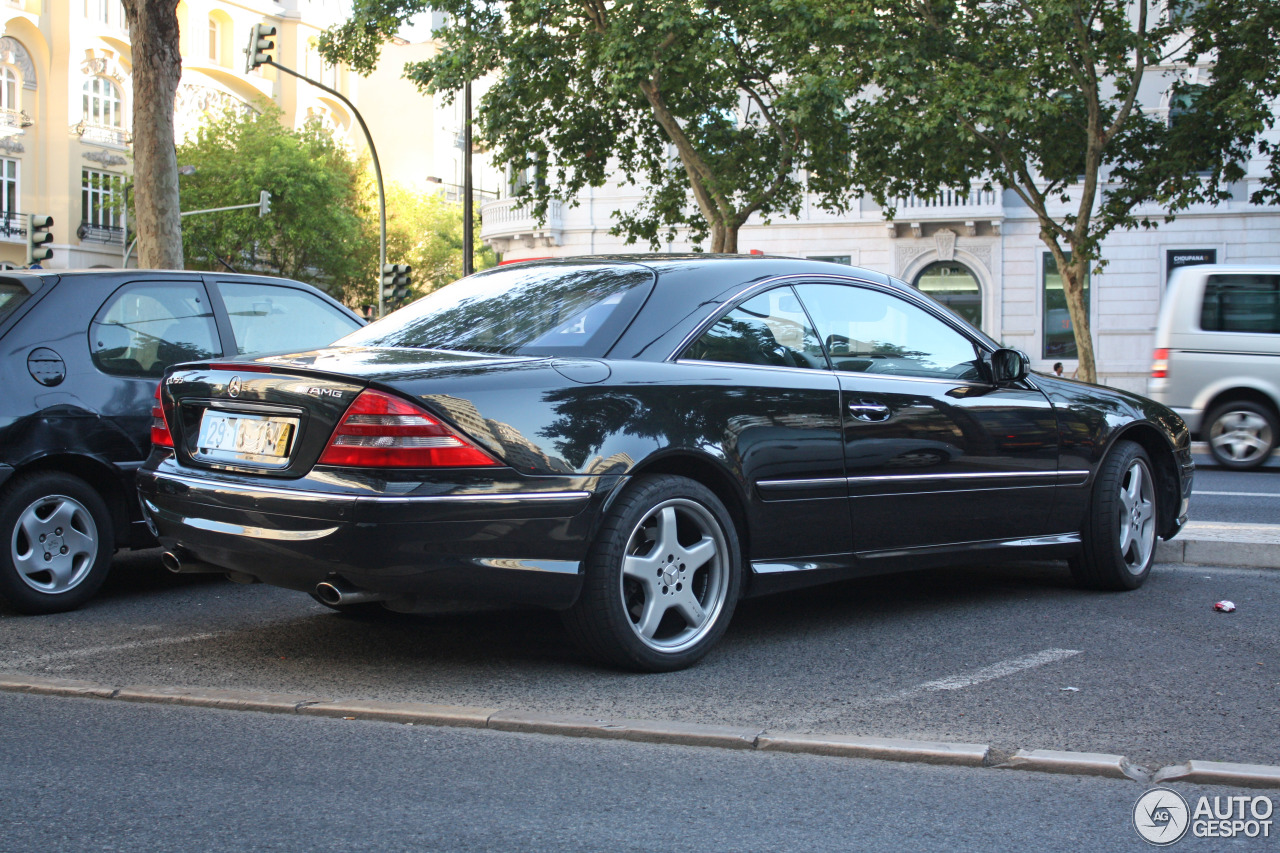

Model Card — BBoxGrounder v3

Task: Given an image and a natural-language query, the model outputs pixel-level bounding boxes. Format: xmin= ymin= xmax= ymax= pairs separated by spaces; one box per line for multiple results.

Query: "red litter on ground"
xmin=1213 ymin=600 xmax=1236 ymax=613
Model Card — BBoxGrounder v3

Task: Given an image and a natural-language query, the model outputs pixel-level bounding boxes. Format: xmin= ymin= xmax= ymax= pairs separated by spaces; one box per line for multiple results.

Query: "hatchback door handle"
xmin=848 ymin=400 xmax=891 ymax=422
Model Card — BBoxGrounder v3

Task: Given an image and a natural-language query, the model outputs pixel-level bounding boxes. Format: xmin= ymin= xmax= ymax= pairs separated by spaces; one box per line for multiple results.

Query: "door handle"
xmin=848 ymin=400 xmax=891 ymax=422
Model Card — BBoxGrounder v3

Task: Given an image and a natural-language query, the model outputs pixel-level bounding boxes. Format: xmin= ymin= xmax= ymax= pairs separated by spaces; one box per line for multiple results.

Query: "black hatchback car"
xmin=0 ymin=269 xmax=363 ymax=613
xmin=138 ymin=257 xmax=1193 ymax=671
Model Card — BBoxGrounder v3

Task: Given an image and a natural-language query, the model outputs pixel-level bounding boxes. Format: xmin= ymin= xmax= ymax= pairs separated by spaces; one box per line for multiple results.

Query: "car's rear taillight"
xmin=1151 ymin=348 xmax=1169 ymax=379
xmin=151 ymin=383 xmax=174 ymax=448
xmin=317 ymin=389 xmax=500 ymax=468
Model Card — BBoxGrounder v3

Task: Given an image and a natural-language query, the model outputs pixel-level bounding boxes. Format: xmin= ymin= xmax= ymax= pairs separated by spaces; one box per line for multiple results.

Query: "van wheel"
xmin=0 ymin=472 xmax=115 ymax=614
xmin=1205 ymin=401 xmax=1277 ymax=470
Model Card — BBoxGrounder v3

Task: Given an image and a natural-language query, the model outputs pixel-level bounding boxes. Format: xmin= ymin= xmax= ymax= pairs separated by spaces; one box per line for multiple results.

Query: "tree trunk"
xmin=122 ymin=0 xmax=184 ymax=269
xmin=1062 ymin=257 xmax=1096 ymax=384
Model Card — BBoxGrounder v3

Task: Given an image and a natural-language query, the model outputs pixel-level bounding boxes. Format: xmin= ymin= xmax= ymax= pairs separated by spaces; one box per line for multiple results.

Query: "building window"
xmin=1043 ymin=252 xmax=1090 ymax=360
xmin=0 ymin=66 xmax=17 ymax=111
xmin=1 ymin=158 xmax=18 ymax=239
xmin=209 ymin=17 xmax=220 ymax=61
xmin=914 ymin=261 xmax=983 ymax=330
xmin=83 ymin=77 xmax=123 ymax=127
xmin=807 ymin=255 xmax=851 ymax=265
xmin=86 ymin=0 xmax=110 ymax=23
xmin=82 ymin=169 xmax=123 ymax=231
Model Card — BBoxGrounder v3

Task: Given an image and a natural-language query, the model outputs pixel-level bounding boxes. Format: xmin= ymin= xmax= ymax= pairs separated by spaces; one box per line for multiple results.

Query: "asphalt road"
xmin=1188 ymin=456 xmax=1280 ymax=524
xmin=1 ymin=548 xmax=1276 ymax=771
xmin=0 ymin=691 xmax=1253 ymax=853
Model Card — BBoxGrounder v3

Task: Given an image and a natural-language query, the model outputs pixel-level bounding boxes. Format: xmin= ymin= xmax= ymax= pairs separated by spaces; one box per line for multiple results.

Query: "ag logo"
xmin=1134 ymin=788 xmax=1190 ymax=845
xmin=227 ymin=376 xmax=242 ymax=398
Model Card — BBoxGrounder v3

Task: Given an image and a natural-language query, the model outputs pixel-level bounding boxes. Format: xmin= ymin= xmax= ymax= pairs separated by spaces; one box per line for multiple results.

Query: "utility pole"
xmin=246 ymin=23 xmax=390 ymax=316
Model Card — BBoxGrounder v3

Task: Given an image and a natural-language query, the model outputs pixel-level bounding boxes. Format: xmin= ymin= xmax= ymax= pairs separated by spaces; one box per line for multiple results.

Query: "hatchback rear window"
xmin=0 ymin=279 xmax=31 ymax=324
xmin=338 ymin=263 xmax=655 ymax=357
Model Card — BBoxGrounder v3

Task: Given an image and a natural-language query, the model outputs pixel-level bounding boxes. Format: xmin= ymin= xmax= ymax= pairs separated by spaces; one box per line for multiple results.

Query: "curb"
xmin=3 ymin=674 xmax=1279 ymax=790
xmin=1156 ymin=538 xmax=1280 ymax=569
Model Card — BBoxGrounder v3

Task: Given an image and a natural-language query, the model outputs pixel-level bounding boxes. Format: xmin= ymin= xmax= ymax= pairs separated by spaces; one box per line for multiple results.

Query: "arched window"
xmin=914 ymin=261 xmax=983 ymax=330
xmin=83 ymin=76 xmax=123 ymax=127
xmin=0 ymin=66 xmax=18 ymax=111
xmin=208 ymin=16 xmax=220 ymax=61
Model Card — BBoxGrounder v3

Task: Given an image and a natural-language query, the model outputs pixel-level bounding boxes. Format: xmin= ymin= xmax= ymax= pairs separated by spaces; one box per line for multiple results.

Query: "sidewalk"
xmin=1156 ymin=520 xmax=1280 ymax=568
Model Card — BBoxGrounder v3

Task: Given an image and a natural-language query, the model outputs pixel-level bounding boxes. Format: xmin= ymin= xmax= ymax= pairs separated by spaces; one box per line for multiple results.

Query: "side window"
xmin=1200 ymin=274 xmax=1280 ymax=334
xmin=90 ymin=282 xmax=220 ymax=377
xmin=794 ymin=283 xmax=982 ymax=380
xmin=684 ymin=287 xmax=826 ymax=369
xmin=216 ymin=282 xmax=361 ymax=356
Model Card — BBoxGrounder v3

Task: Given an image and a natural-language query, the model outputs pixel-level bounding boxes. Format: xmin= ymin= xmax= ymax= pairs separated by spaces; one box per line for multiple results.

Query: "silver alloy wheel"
xmin=1117 ymin=458 xmax=1156 ymax=574
xmin=619 ymin=498 xmax=730 ymax=654
xmin=1209 ymin=408 xmax=1274 ymax=466
xmin=11 ymin=493 xmax=99 ymax=595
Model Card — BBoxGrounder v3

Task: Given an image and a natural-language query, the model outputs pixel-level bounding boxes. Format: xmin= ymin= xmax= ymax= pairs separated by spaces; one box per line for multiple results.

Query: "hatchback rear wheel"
xmin=0 ymin=472 xmax=115 ymax=614
xmin=563 ymin=475 xmax=741 ymax=672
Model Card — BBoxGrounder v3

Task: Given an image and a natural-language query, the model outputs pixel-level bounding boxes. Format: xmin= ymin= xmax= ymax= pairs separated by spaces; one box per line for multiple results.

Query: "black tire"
xmin=1205 ymin=401 xmax=1277 ymax=470
xmin=1070 ymin=441 xmax=1159 ymax=591
xmin=562 ymin=475 xmax=742 ymax=672
xmin=0 ymin=472 xmax=115 ymax=614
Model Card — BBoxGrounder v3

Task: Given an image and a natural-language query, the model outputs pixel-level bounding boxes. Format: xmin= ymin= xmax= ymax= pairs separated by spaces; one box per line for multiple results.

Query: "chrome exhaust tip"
xmin=315 ymin=580 xmax=388 ymax=607
xmin=161 ymin=550 xmax=225 ymax=575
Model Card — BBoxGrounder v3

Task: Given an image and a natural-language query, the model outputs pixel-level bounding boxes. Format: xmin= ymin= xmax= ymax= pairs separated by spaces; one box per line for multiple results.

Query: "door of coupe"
xmin=680 ymin=286 xmax=851 ymax=564
xmin=793 ymin=282 xmax=1060 ymax=555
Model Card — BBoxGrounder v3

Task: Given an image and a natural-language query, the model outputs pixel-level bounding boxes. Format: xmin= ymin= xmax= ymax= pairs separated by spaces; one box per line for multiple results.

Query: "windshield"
xmin=0 ymin=279 xmax=32 ymax=324
xmin=337 ymin=263 xmax=655 ymax=357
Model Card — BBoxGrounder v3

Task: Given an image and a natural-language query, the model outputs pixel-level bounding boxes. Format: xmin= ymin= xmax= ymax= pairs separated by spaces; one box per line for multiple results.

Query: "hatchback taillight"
xmin=317 ymin=390 xmax=500 ymax=468
xmin=151 ymin=383 xmax=174 ymax=448
xmin=1151 ymin=348 xmax=1169 ymax=379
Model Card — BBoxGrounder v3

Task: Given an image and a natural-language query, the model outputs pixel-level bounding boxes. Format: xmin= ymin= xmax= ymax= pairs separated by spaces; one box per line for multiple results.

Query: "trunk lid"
xmin=163 ymin=347 xmax=538 ymax=476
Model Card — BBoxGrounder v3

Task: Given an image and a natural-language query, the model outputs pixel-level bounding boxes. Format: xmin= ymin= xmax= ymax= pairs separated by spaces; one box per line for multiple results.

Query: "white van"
xmin=1148 ymin=264 xmax=1280 ymax=469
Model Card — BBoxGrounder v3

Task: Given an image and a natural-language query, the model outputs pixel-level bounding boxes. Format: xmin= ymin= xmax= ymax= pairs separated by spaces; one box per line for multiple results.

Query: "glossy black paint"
xmin=0 ymin=269 xmax=361 ymax=549
xmin=138 ymin=256 xmax=1192 ymax=613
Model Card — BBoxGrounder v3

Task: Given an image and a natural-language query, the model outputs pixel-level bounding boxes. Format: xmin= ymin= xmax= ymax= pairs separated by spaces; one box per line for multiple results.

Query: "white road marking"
xmin=875 ymin=648 xmax=1082 ymax=704
xmin=0 ymin=632 xmax=224 ymax=670
xmin=1193 ymin=491 xmax=1280 ymax=498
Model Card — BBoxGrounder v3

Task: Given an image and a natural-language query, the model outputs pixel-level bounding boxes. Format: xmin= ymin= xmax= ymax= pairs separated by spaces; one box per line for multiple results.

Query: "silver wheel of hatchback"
xmin=620 ymin=498 xmax=731 ymax=655
xmin=1207 ymin=403 xmax=1276 ymax=469
xmin=0 ymin=472 xmax=114 ymax=614
xmin=12 ymin=493 xmax=100 ymax=594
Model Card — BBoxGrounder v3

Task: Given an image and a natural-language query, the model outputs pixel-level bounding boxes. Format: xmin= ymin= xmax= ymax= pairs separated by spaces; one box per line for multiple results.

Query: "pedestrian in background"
xmin=1052 ymin=362 xmax=1064 ymax=376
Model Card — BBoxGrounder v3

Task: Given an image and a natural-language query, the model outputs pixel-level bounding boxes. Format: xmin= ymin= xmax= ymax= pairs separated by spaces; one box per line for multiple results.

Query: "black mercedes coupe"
xmin=138 ymin=257 xmax=1193 ymax=671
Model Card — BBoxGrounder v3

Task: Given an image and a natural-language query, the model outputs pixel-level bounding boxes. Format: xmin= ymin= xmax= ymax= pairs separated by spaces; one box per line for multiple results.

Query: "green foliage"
xmin=384 ymin=183 xmax=496 ymax=299
xmin=175 ymin=105 xmax=375 ymax=303
xmin=321 ymin=0 xmax=856 ymax=252
xmin=825 ymin=0 xmax=1272 ymax=381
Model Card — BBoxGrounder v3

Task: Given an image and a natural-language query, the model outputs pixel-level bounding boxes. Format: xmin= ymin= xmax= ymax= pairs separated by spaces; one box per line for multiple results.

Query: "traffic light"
xmin=25 ymin=214 xmax=52 ymax=266
xmin=245 ymin=23 xmax=277 ymax=73
xmin=258 ymin=190 xmax=272 ymax=217
xmin=381 ymin=264 xmax=412 ymax=305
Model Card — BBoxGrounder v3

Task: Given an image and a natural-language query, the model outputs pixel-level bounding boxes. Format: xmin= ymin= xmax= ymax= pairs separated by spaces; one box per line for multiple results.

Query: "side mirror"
xmin=990 ymin=348 xmax=1030 ymax=385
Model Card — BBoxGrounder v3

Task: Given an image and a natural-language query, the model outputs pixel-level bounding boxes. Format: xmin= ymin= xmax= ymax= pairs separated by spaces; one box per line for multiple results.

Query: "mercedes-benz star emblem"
xmin=228 ymin=376 xmax=242 ymax=398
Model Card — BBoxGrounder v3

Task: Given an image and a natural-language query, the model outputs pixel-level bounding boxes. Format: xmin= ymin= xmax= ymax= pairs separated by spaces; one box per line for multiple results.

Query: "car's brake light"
xmin=1151 ymin=348 xmax=1169 ymax=379
xmin=318 ymin=389 xmax=500 ymax=468
xmin=151 ymin=383 xmax=174 ymax=448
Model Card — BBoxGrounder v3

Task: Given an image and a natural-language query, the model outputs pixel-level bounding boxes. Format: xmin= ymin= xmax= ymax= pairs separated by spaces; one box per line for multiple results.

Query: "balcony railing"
xmin=77 ymin=222 xmax=125 ymax=245
xmin=0 ymin=210 xmax=25 ymax=240
xmin=479 ymin=198 xmax=564 ymax=253
xmin=76 ymin=122 xmax=131 ymax=147
xmin=0 ymin=108 xmax=31 ymax=131
xmin=893 ymin=186 xmax=1001 ymax=212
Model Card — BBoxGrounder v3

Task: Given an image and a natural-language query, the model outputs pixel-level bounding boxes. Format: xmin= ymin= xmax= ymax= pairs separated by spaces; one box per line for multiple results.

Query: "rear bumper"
xmin=136 ymin=467 xmax=622 ymax=609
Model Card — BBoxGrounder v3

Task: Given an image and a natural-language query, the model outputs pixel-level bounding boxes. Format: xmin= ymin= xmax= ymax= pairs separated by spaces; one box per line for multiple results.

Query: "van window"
xmin=1200 ymin=274 xmax=1280 ymax=334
